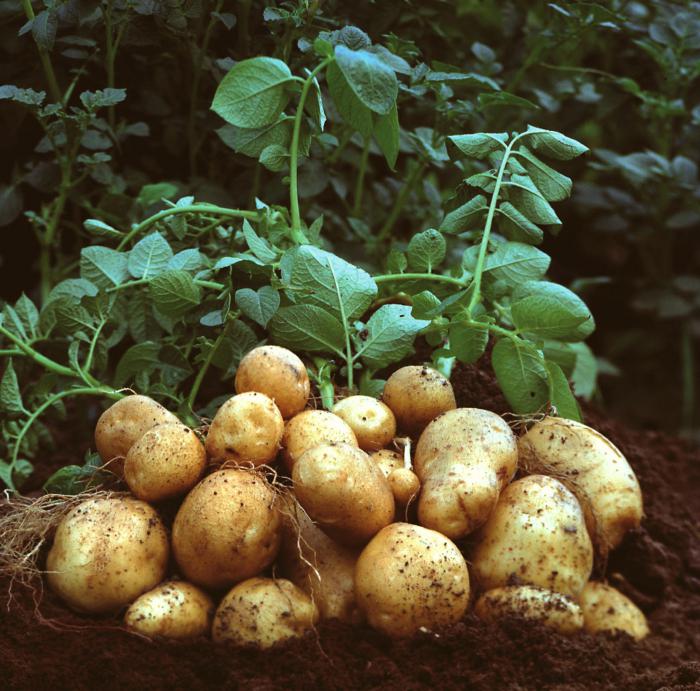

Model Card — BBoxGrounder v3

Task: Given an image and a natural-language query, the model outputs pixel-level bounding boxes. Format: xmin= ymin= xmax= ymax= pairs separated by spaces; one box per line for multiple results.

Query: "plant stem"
xmin=106 ymin=277 xmax=225 ymax=293
xmin=374 ymin=272 xmax=468 ymax=288
xmin=0 ymin=324 xmax=76 ymax=378
xmin=352 ymin=137 xmax=371 ymax=216
xmin=186 ymin=328 xmax=226 ymax=413
xmin=20 ymin=0 xmax=62 ymax=104
xmin=377 ymin=160 xmax=426 ymax=241
xmin=681 ymin=322 xmax=695 ymax=433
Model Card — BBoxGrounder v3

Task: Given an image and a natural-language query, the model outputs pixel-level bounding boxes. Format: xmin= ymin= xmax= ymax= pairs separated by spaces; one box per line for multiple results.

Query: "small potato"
xmin=172 ymin=469 xmax=281 ymax=590
xmin=47 ymin=496 xmax=169 ymax=614
xmin=370 ymin=450 xmax=420 ymax=506
xmin=518 ymin=417 xmax=643 ymax=555
xmin=282 ymin=409 xmax=357 ymax=471
xmin=124 ymin=423 xmax=206 ymax=502
xmin=212 ymin=577 xmax=319 ymax=648
xmin=94 ymin=395 xmax=179 ymax=475
xmin=382 ymin=366 xmax=456 ymax=435
xmin=292 ymin=443 xmax=394 ymax=546
xmin=235 ymin=345 xmax=310 ymax=419
xmin=580 ymin=582 xmax=649 ymax=640
xmin=355 ymin=523 xmax=470 ymax=638
xmin=125 ymin=581 xmax=214 ymax=639
xmin=475 ymin=586 xmax=583 ymax=635
xmin=332 ymin=396 xmax=397 ymax=452
xmin=472 ymin=475 xmax=593 ymax=599
xmin=371 ymin=449 xmax=403 ymax=478
xmin=205 ymin=392 xmax=284 ymax=466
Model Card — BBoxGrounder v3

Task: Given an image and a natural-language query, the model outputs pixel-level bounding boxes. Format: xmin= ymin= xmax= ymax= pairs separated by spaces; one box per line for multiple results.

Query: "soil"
xmin=1 ymin=356 xmax=699 ymax=691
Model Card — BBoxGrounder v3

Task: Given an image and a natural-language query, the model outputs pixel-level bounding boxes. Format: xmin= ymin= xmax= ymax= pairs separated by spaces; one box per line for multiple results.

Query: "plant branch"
xmin=186 ymin=327 xmax=227 ymax=413
xmin=352 ymin=137 xmax=371 ymax=216
xmin=377 ymin=160 xmax=427 ymax=241
xmin=374 ymin=272 xmax=468 ymax=288
xmin=20 ymin=0 xmax=62 ymax=104
xmin=0 ymin=325 xmax=76 ymax=378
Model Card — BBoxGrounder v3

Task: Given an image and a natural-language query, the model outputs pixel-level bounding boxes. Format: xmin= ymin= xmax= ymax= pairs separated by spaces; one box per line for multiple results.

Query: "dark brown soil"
xmin=1 ymin=357 xmax=699 ymax=691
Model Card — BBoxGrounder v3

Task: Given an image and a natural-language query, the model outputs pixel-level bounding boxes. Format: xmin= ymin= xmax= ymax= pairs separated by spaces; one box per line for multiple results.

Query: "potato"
xmin=172 ymin=469 xmax=281 ymax=589
xmin=235 ymin=345 xmax=310 ymax=419
xmin=205 ymin=392 xmax=284 ymax=466
xmin=46 ymin=496 xmax=169 ymax=614
xmin=518 ymin=417 xmax=643 ymax=555
xmin=124 ymin=423 xmax=206 ymax=502
xmin=355 ymin=523 xmax=470 ymax=638
xmin=475 ymin=586 xmax=583 ymax=635
xmin=124 ymin=581 xmax=214 ymax=639
xmin=332 ymin=396 xmax=397 ymax=452
xmin=371 ymin=449 xmax=403 ymax=478
xmin=472 ymin=475 xmax=593 ymax=599
xmin=580 ymin=581 xmax=649 ymax=640
xmin=94 ymin=395 xmax=179 ymax=475
xmin=292 ymin=442 xmax=394 ymax=546
xmin=382 ymin=365 xmax=456 ymax=435
xmin=370 ymin=449 xmax=420 ymax=506
xmin=212 ymin=577 xmax=319 ymax=648
xmin=282 ymin=409 xmax=357 ymax=471
xmin=413 ymin=408 xmax=518 ymax=539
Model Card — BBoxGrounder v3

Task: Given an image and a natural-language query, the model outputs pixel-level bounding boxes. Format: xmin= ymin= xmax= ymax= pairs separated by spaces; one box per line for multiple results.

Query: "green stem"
xmin=0 ymin=324 xmax=76 ymax=378
xmin=681 ymin=322 xmax=695 ymax=433
xmin=82 ymin=317 xmax=108 ymax=377
xmin=21 ymin=0 xmax=62 ymax=104
xmin=106 ymin=277 xmax=225 ymax=293
xmin=374 ymin=272 xmax=468 ymax=288
xmin=352 ymin=137 xmax=371 ymax=216
xmin=377 ymin=161 xmax=426 ymax=241
xmin=0 ymin=349 xmax=23 ymax=356
xmin=186 ymin=328 xmax=226 ymax=413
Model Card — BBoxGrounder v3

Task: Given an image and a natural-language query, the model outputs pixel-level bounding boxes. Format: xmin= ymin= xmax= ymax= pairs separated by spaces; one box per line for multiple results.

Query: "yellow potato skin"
xmin=172 ymin=469 xmax=281 ymax=590
xmin=292 ymin=443 xmax=395 ymax=546
xmin=124 ymin=423 xmax=206 ymax=502
xmin=475 ymin=586 xmax=584 ymax=635
xmin=580 ymin=582 xmax=649 ymax=640
xmin=370 ymin=449 xmax=403 ymax=477
xmin=235 ymin=345 xmax=310 ymax=419
xmin=332 ymin=396 xmax=397 ymax=452
xmin=124 ymin=581 xmax=214 ymax=639
xmin=212 ymin=577 xmax=319 ymax=648
xmin=369 ymin=450 xmax=421 ymax=506
xmin=94 ymin=395 xmax=179 ymax=475
xmin=205 ymin=392 xmax=284 ymax=466
xmin=355 ymin=522 xmax=470 ymax=638
xmin=46 ymin=496 xmax=169 ymax=614
xmin=472 ymin=475 xmax=593 ymax=599
xmin=382 ymin=366 xmax=456 ymax=435
xmin=518 ymin=417 xmax=643 ymax=554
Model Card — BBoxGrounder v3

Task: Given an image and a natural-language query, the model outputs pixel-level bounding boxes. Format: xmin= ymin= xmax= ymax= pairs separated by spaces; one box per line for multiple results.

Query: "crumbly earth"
xmin=1 ymin=356 xmax=699 ymax=690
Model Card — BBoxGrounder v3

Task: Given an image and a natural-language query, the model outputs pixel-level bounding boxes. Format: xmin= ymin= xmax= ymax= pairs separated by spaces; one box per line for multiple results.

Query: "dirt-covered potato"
xmin=205 ymin=392 xmax=284 ymax=466
xmin=172 ymin=469 xmax=281 ymax=589
xmin=292 ymin=443 xmax=395 ymax=546
xmin=46 ymin=496 xmax=169 ymax=614
xmin=413 ymin=408 xmax=518 ymax=539
xmin=382 ymin=366 xmax=456 ymax=435
xmin=371 ymin=449 xmax=403 ymax=477
xmin=332 ymin=396 xmax=397 ymax=452
xmin=518 ymin=417 xmax=643 ymax=555
xmin=94 ymin=395 xmax=179 ymax=475
xmin=212 ymin=577 xmax=319 ymax=648
xmin=580 ymin=582 xmax=649 ymax=640
xmin=472 ymin=475 xmax=593 ymax=599
xmin=124 ymin=423 xmax=206 ymax=502
xmin=475 ymin=586 xmax=584 ymax=635
xmin=282 ymin=409 xmax=358 ymax=471
xmin=355 ymin=522 xmax=470 ymax=638
xmin=124 ymin=581 xmax=214 ymax=639
xmin=370 ymin=449 xmax=420 ymax=506
xmin=235 ymin=345 xmax=310 ymax=419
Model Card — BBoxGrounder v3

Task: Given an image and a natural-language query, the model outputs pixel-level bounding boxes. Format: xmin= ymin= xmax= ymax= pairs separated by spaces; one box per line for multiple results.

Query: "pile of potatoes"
xmin=45 ymin=345 xmax=649 ymax=647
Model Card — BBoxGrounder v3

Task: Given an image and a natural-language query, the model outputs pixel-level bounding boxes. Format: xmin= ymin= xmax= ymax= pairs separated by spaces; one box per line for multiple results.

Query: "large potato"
xmin=94 ymin=395 xmax=179 ymax=475
xmin=205 ymin=392 xmax=284 ymax=466
xmin=472 ymin=475 xmax=593 ymax=599
xmin=172 ymin=469 xmax=281 ymax=589
xmin=212 ymin=577 xmax=319 ymax=648
xmin=413 ymin=408 xmax=518 ymax=539
xmin=46 ymin=496 xmax=169 ymax=614
xmin=292 ymin=443 xmax=394 ymax=546
xmin=332 ymin=396 xmax=396 ymax=452
xmin=579 ymin=581 xmax=649 ymax=640
xmin=235 ymin=345 xmax=310 ymax=419
xmin=475 ymin=586 xmax=583 ymax=635
xmin=355 ymin=523 xmax=470 ymax=638
xmin=382 ymin=366 xmax=456 ymax=435
xmin=124 ymin=581 xmax=214 ymax=639
xmin=518 ymin=417 xmax=643 ymax=555
xmin=124 ymin=423 xmax=206 ymax=502
xmin=282 ymin=409 xmax=357 ymax=471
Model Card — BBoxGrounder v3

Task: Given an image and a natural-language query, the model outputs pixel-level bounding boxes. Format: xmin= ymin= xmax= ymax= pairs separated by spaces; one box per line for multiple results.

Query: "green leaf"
xmin=484 ymin=242 xmax=550 ymax=285
xmin=570 ymin=342 xmax=598 ymax=400
xmin=0 ymin=360 xmax=24 ymax=415
xmin=216 ymin=319 xmax=259 ymax=371
xmin=507 ymin=174 xmax=561 ymax=226
xmin=449 ymin=319 xmax=489 ymax=364
xmin=243 ymin=219 xmax=278 ymax=263
xmin=373 ymin=102 xmax=399 ymax=169
xmin=491 ymin=338 xmax=549 ymax=414
xmin=211 ymin=57 xmax=294 ymax=128
xmin=447 ymin=132 xmax=508 ymax=159
xmin=150 ymin=270 xmax=202 ymax=319
xmin=80 ymin=247 xmax=129 ymax=289
xmin=411 ymin=291 xmax=442 ymax=319
xmin=12 ymin=295 xmax=39 ymax=340
xmin=543 ymin=340 xmax=577 ymax=376
xmin=326 ymin=61 xmax=373 ymax=138
xmin=83 ymin=219 xmax=122 ymax=238
xmin=269 ymin=305 xmax=345 ymax=355
xmin=128 ymin=232 xmax=173 ymax=279
xmin=478 ymin=92 xmax=540 ymax=110
xmin=304 ymin=71 xmax=326 ymax=131
xmin=216 ymin=116 xmax=295 ymax=158
xmin=115 ymin=342 xmax=160 ymax=387
xmin=515 ymin=147 xmax=572 ymax=201
xmin=496 ymin=201 xmax=544 ymax=244
xmin=440 ymin=194 xmax=488 ymax=233
xmin=235 ymin=286 xmax=280 ymax=327
xmin=0 ymin=184 xmax=23 ymax=226
xmin=46 ymin=279 xmax=98 ymax=304
xmin=137 ymin=182 xmax=178 ymax=208
xmin=387 ymin=249 xmax=407 ymax=274
xmin=525 ymin=125 xmax=589 ymax=160
xmin=407 ymin=229 xmax=446 ymax=272
xmin=259 ymin=144 xmax=289 ymax=172
xmin=545 ymin=360 xmax=582 ymax=421
xmin=334 ymin=45 xmax=398 ymax=115
xmin=43 ymin=451 xmax=109 ymax=494
xmin=168 ymin=249 xmax=205 ymax=272
xmin=355 ymin=305 xmax=430 ymax=369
